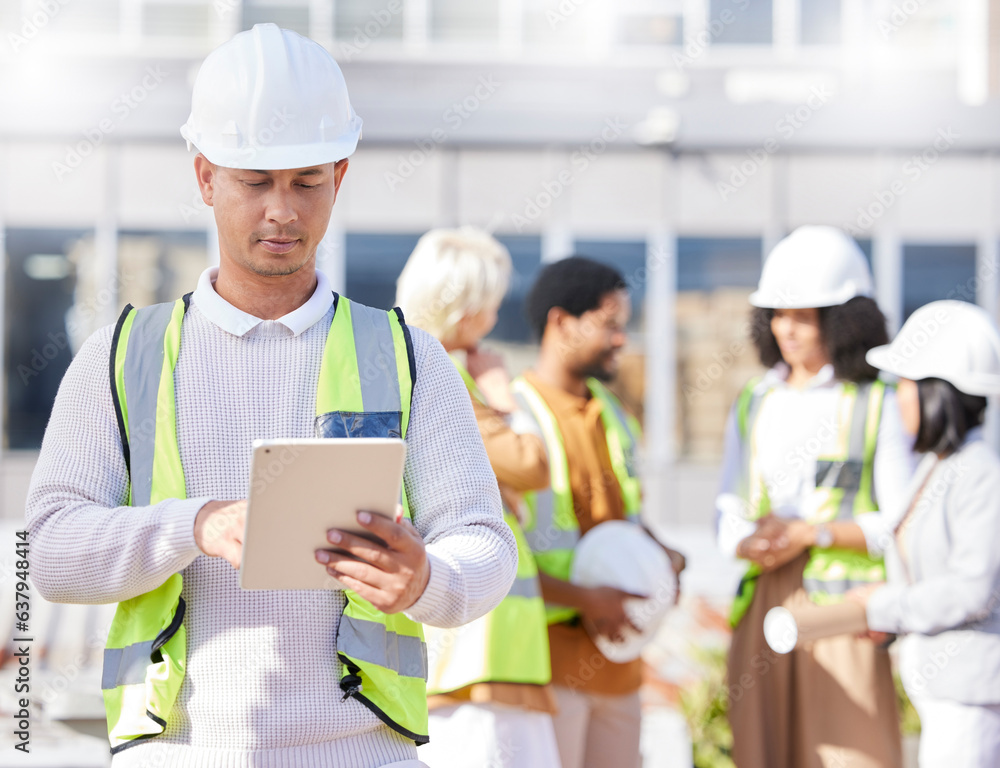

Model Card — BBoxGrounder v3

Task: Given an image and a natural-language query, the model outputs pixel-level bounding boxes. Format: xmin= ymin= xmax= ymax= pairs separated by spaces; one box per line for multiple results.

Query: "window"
xmin=490 ymin=235 xmax=542 ymax=343
xmin=335 ymin=0 xmax=404 ymax=43
xmin=676 ymin=237 xmax=764 ymax=460
xmin=430 ymin=0 xmax=500 ymax=42
xmin=117 ymin=231 xmax=209 ymax=308
xmin=5 ymin=228 xmax=88 ymax=450
xmin=708 ymin=0 xmax=772 ymax=45
xmin=142 ymin=2 xmax=213 ymax=39
xmin=345 ymin=233 xmax=421 ymax=311
xmin=902 ymin=243 xmax=977 ymax=320
xmin=574 ymin=239 xmax=648 ymax=330
xmin=800 ymin=0 xmax=840 ymax=45
xmin=243 ymin=2 xmax=310 ymax=36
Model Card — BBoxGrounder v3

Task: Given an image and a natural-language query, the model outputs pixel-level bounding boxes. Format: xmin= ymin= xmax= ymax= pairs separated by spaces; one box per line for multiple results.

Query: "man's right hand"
xmin=579 ymin=585 xmax=644 ymax=643
xmin=194 ymin=499 xmax=247 ymax=570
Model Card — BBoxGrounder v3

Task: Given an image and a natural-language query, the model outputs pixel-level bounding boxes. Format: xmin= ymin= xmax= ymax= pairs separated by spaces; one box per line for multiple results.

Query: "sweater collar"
xmin=191 ymin=266 xmax=334 ymax=338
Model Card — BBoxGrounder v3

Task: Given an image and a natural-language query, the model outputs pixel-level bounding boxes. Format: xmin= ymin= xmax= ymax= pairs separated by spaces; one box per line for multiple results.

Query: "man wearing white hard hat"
xmin=717 ymin=226 xmax=916 ymax=767
xmin=852 ymin=300 xmax=1000 ymax=768
xmin=24 ymin=24 xmax=516 ymax=768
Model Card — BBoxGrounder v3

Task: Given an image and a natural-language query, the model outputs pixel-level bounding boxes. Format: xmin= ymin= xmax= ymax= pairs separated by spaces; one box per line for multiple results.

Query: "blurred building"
xmin=2 ymin=0 xmax=1000 ymax=528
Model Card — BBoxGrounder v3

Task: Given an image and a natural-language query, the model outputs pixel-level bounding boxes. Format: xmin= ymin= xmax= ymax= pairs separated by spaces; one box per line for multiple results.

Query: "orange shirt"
xmin=521 ymin=372 xmax=643 ymax=696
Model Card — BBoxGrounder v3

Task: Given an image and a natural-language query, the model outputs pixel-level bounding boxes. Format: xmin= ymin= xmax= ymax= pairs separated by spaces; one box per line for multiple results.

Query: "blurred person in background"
xmin=516 ymin=256 xmax=685 ymax=768
xmin=717 ymin=226 xmax=916 ymax=768
xmin=24 ymin=25 xmax=517 ymax=768
xmin=395 ymin=227 xmax=561 ymax=768
xmin=854 ymin=300 xmax=1000 ymax=768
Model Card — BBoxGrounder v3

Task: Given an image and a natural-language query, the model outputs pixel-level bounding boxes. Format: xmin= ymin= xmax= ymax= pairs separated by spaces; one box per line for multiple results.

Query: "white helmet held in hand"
xmin=571 ymin=520 xmax=676 ymax=664
xmin=750 ymin=226 xmax=874 ymax=309
xmin=180 ymin=23 xmax=362 ymax=170
xmin=866 ymin=300 xmax=1000 ymax=396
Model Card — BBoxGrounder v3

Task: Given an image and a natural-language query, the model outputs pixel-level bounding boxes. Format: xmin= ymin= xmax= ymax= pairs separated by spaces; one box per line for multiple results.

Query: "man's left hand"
xmin=315 ymin=506 xmax=430 ymax=613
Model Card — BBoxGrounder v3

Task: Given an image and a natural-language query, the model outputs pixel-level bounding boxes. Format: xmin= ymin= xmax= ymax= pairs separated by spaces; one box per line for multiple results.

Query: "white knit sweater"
xmin=25 ymin=269 xmax=515 ymax=768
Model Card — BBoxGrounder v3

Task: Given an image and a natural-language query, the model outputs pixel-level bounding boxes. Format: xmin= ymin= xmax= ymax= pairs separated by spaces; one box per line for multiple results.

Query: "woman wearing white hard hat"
xmin=853 ymin=300 xmax=1000 ymax=768
xmin=717 ymin=226 xmax=916 ymax=768
xmin=396 ymin=228 xmax=562 ymax=768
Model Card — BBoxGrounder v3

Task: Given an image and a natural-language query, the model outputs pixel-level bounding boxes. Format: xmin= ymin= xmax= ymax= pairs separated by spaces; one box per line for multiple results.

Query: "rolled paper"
xmin=764 ymin=602 xmax=869 ymax=654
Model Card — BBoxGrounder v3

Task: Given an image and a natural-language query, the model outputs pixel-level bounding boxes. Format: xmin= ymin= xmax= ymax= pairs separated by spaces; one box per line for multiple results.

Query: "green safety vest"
xmin=424 ymin=358 xmax=551 ymax=692
xmin=511 ymin=375 xmax=642 ymax=625
xmin=102 ymin=292 xmax=430 ymax=754
xmin=729 ymin=376 xmax=889 ymax=628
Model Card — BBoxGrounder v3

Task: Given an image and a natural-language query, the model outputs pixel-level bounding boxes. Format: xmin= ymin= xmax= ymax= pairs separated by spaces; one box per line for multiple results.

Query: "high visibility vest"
xmin=510 ymin=375 xmax=642 ymax=625
xmin=102 ymin=293 xmax=429 ymax=755
xmin=729 ymin=376 xmax=889 ymax=627
xmin=424 ymin=358 xmax=551 ymax=693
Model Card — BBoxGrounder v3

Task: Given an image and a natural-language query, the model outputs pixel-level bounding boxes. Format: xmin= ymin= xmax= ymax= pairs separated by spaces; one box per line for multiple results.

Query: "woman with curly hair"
xmin=716 ymin=226 xmax=917 ymax=767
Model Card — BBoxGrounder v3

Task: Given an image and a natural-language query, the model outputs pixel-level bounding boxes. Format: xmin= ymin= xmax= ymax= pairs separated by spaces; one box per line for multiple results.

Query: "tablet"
xmin=240 ymin=437 xmax=407 ymax=590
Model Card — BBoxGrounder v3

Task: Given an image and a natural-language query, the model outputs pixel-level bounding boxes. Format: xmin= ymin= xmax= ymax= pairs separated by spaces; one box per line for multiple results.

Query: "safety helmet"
xmin=180 ymin=23 xmax=362 ymax=170
xmin=750 ymin=226 xmax=875 ymax=309
xmin=867 ymin=300 xmax=1000 ymax=397
xmin=571 ymin=520 xmax=676 ymax=663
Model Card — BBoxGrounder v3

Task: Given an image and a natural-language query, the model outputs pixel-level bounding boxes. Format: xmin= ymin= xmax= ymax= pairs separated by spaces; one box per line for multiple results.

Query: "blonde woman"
xmin=396 ymin=228 xmax=561 ymax=768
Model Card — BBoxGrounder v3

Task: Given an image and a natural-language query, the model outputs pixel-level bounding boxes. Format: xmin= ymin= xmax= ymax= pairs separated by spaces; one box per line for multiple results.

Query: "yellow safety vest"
xmin=511 ymin=375 xmax=642 ymax=624
xmin=729 ymin=376 xmax=888 ymax=627
xmin=103 ymin=293 xmax=429 ymax=754
xmin=425 ymin=358 xmax=551 ymax=693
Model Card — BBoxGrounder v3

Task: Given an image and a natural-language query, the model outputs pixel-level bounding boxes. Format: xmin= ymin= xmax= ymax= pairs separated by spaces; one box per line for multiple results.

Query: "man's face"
xmin=560 ymin=289 xmax=631 ymax=382
xmin=194 ymin=156 xmax=347 ymax=278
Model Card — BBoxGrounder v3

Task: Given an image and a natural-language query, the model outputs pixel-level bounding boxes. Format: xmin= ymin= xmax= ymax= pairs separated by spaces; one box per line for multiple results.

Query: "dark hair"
xmin=914 ymin=378 xmax=987 ymax=456
xmin=524 ymin=256 xmax=627 ymax=340
xmin=750 ymin=296 xmax=890 ymax=383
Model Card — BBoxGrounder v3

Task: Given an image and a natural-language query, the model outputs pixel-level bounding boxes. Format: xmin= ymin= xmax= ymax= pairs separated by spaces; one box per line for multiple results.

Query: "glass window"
xmin=243 ymin=2 xmax=310 ymax=35
xmin=335 ymin=0 xmax=404 ymax=42
xmin=142 ymin=2 xmax=213 ymax=39
xmin=117 ymin=231 xmax=209 ymax=309
xmin=902 ymin=243 xmax=977 ymax=320
xmin=708 ymin=0 xmax=772 ymax=45
xmin=676 ymin=237 xmax=764 ymax=460
xmin=5 ymin=228 xmax=88 ymax=450
xmin=523 ymin=0 xmax=590 ymax=50
xmin=345 ymin=233 xmax=421 ymax=311
xmin=490 ymin=235 xmax=542 ymax=343
xmin=574 ymin=239 xmax=648 ymax=330
xmin=430 ymin=0 xmax=500 ymax=42
xmin=800 ymin=0 xmax=840 ymax=45
xmin=617 ymin=13 xmax=683 ymax=47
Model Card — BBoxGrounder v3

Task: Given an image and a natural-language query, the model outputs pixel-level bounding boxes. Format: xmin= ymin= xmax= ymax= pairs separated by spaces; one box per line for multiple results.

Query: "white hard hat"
xmin=571 ymin=521 xmax=676 ymax=664
xmin=867 ymin=300 xmax=1000 ymax=397
xmin=750 ymin=226 xmax=875 ymax=309
xmin=180 ymin=23 xmax=362 ymax=170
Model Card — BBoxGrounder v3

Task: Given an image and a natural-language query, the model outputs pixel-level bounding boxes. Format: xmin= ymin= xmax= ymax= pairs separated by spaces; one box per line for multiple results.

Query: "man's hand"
xmin=579 ymin=585 xmax=645 ymax=643
xmin=846 ymin=583 xmax=892 ymax=645
xmin=194 ymin=499 xmax=247 ymax=570
xmin=316 ymin=507 xmax=430 ymax=613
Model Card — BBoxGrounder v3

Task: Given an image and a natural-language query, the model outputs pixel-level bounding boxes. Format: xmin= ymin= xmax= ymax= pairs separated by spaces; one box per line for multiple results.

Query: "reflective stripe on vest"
xmin=728 ymin=377 xmax=888 ymax=627
xmin=512 ymin=376 xmax=643 ymax=625
xmin=423 ymin=360 xmax=552 ymax=693
xmin=105 ymin=294 xmax=429 ymax=753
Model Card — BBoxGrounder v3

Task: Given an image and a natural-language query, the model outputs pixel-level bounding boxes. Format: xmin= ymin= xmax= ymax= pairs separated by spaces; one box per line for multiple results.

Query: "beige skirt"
xmin=727 ymin=552 xmax=903 ymax=768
